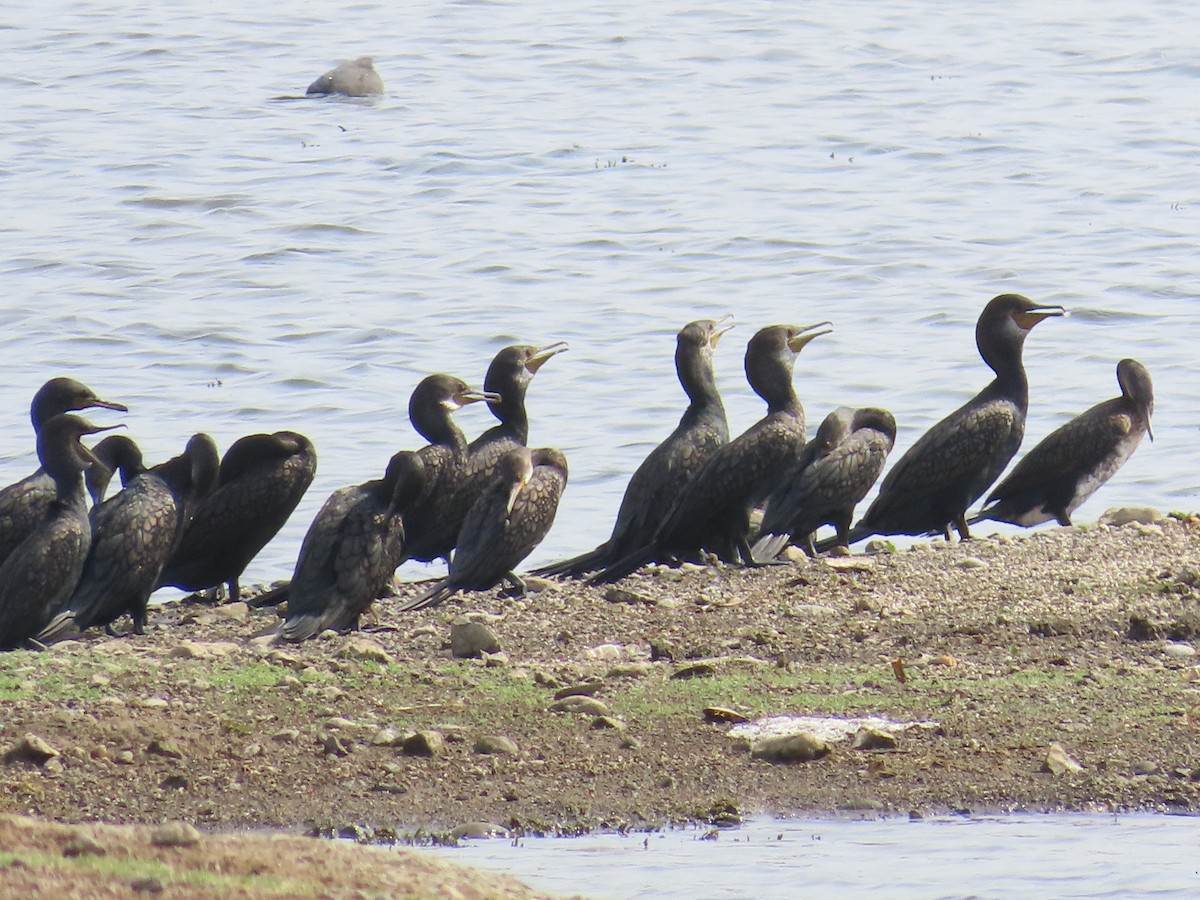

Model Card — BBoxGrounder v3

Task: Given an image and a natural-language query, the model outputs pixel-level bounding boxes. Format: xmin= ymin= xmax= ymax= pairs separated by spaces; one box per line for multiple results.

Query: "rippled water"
xmin=3 ymin=1 xmax=1198 ymax=583
xmin=420 ymin=814 xmax=1200 ymax=899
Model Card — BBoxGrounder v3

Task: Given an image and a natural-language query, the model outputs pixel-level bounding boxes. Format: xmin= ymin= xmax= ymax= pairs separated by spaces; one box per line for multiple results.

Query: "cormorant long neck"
xmin=411 ymin=399 xmax=467 ymax=452
xmin=747 ymin=350 xmax=801 ymax=416
xmin=677 ymin=338 xmax=724 ymax=428
xmin=977 ymin=316 xmax=1030 ymax=408
xmin=484 ymin=378 xmax=529 ymax=445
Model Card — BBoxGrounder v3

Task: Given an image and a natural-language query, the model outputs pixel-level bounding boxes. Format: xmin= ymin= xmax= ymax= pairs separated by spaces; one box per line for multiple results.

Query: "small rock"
xmin=553 ymin=681 xmax=603 ymax=701
xmin=473 ymin=735 xmax=518 ymax=755
xmin=604 ymin=586 xmax=656 ymax=606
xmin=160 ymin=775 xmax=189 ymax=790
xmin=1099 ymin=506 xmax=1164 ymax=527
xmin=591 ymin=716 xmax=626 ymax=731
xmin=138 ymin=697 xmax=170 ymax=710
xmin=131 ymin=877 xmax=164 ymax=894
xmin=324 ymin=717 xmax=357 ymax=731
xmin=548 ymin=696 xmax=611 ymax=716
xmin=482 ymin=651 xmax=509 ymax=668
xmin=5 ymin=733 xmax=60 ymax=766
xmin=90 ymin=673 xmax=111 ymax=687
xmin=649 ymin=639 xmax=677 ymax=662
xmin=237 ymin=743 xmax=262 ymax=760
xmin=450 ymin=621 xmax=500 ymax=659
xmin=751 ymin=732 xmax=831 ymax=763
xmin=321 ymin=734 xmax=352 ymax=757
xmin=146 ymin=739 xmax=184 ymax=760
xmin=150 ymin=821 xmax=201 ymax=848
xmin=370 ymin=727 xmax=401 ymax=747
xmin=703 ymin=707 xmax=750 ymax=725
xmin=585 ymin=643 xmax=626 ymax=661
xmin=955 ymin=557 xmax=988 ymax=570
xmin=401 ymin=730 xmax=445 ymax=757
xmin=341 ymin=638 xmax=393 ymax=666
xmin=1042 ymin=742 xmax=1084 ymax=775
xmin=1163 ymin=642 xmax=1197 ymax=659
xmin=1131 ymin=760 xmax=1159 ymax=776
xmin=271 ymin=729 xmax=301 ymax=744
xmin=212 ymin=602 xmax=249 ymax=621
xmin=63 ymin=834 xmax=105 ymax=858
xmin=851 ymin=727 xmax=897 ymax=751
xmin=863 ymin=539 xmax=895 ymax=555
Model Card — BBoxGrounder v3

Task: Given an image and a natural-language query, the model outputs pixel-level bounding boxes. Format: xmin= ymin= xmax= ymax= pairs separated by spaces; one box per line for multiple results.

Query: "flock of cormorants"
xmin=0 ymin=293 xmax=1153 ymax=650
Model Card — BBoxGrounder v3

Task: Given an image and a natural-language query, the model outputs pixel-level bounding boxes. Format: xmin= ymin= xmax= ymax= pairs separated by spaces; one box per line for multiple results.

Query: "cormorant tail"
xmin=812 ymin=524 xmax=872 ymax=555
xmin=250 ymin=583 xmax=290 ymax=608
xmin=395 ymin=580 xmax=455 ymax=612
xmin=587 ymin=548 xmax=655 ymax=586
xmin=750 ymin=532 xmax=791 ymax=564
xmin=275 ymin=613 xmax=325 ymax=644
xmin=530 ymin=544 xmax=609 ymax=579
xmin=35 ymin=611 xmax=80 ymax=646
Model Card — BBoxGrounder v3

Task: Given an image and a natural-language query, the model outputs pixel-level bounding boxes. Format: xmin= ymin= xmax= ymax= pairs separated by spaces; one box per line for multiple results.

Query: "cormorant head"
xmin=383 ymin=450 xmax=428 ymax=513
xmin=744 ymin=322 xmax=832 ymax=406
xmin=976 ymin=294 xmax=1064 ymax=373
xmin=1116 ymin=358 xmax=1154 ymax=440
xmin=852 ymin=407 xmax=898 ymax=448
xmin=497 ymin=447 xmax=535 ymax=515
xmin=37 ymin=414 xmax=125 ymax=482
xmin=30 ymin=377 xmax=128 ymax=432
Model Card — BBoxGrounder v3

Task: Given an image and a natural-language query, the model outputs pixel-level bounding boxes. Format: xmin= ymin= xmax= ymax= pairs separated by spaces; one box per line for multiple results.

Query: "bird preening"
xmin=0 ymin=295 xmax=1157 ymax=647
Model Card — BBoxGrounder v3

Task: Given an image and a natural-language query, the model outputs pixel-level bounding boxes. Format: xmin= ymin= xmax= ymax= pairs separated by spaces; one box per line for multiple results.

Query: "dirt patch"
xmin=2 ymin=517 xmax=1199 ymax=848
xmin=0 ymin=813 xmax=552 ymax=898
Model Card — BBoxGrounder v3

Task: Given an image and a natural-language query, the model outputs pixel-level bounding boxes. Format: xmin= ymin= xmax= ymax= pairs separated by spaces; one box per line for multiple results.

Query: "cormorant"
xmin=0 ymin=378 xmax=126 ymax=566
xmin=0 ymin=414 xmax=120 ymax=649
xmin=970 ymin=358 xmax=1153 ymax=528
xmin=307 ymin=57 xmax=384 ymax=97
xmin=398 ymin=446 xmax=568 ymax=611
xmin=38 ymin=433 xmax=220 ymax=641
xmin=535 ymin=317 xmax=733 ymax=579
xmin=819 ymin=294 xmax=1064 ymax=550
xmin=394 ymin=375 xmax=500 ymax=565
xmin=753 ymin=406 xmax=896 ymax=560
xmin=85 ymin=434 xmax=145 ymax=506
xmin=276 ymin=451 xmax=427 ymax=642
xmin=156 ymin=431 xmax=317 ymax=602
xmin=433 ymin=342 xmax=567 ymax=560
xmin=590 ymin=322 xmax=831 ymax=584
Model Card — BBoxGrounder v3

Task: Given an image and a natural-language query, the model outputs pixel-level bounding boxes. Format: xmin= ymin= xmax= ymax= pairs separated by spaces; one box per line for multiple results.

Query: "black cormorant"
xmin=821 ymin=294 xmax=1063 ymax=549
xmin=38 ymin=433 xmax=220 ymax=641
xmin=0 ymin=414 xmax=120 ymax=649
xmin=399 ymin=446 xmax=568 ymax=611
xmin=276 ymin=451 xmax=427 ymax=642
xmin=307 ymin=57 xmax=384 ymax=97
xmin=971 ymin=358 xmax=1153 ymax=528
xmin=156 ymin=431 xmax=317 ymax=602
xmin=753 ymin=406 xmax=896 ymax=560
xmin=0 ymin=378 xmax=126 ymax=566
xmin=591 ymin=322 xmax=831 ymax=584
xmin=395 ymin=375 xmax=500 ymax=565
xmin=535 ymin=317 xmax=733 ymax=579
xmin=85 ymin=434 xmax=145 ymax=506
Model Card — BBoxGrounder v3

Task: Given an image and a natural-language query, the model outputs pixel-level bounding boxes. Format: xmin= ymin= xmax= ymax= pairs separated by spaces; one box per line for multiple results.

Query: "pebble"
xmin=62 ymin=834 xmax=105 ymax=858
xmin=548 ymin=696 xmax=611 ymax=716
xmin=138 ymin=698 xmax=170 ymax=709
xmin=1042 ymin=742 xmax=1084 ymax=775
xmin=591 ymin=716 xmax=626 ymax=731
xmin=150 ymin=821 xmax=201 ymax=848
xmin=450 ymin=621 xmax=500 ymax=658
xmin=671 ymin=663 xmax=716 ymax=680
xmin=321 ymin=734 xmax=352 ymax=757
xmin=1099 ymin=506 xmax=1164 ymax=527
xmin=585 ymin=643 xmax=626 ymax=661
xmin=1162 ymin=642 xmax=1197 ymax=659
xmin=703 ymin=707 xmax=750 ymax=725
xmin=271 ymin=729 xmax=301 ymax=744
xmin=851 ymin=727 xmax=898 ymax=751
xmin=4 ymin=733 xmax=60 ymax=766
xmin=955 ymin=557 xmax=989 ymax=570
xmin=604 ymin=586 xmax=656 ymax=606
xmin=341 ymin=638 xmax=393 ymax=666
xmin=450 ymin=822 xmax=510 ymax=840
xmin=211 ymin=602 xmax=250 ymax=622
xmin=553 ymin=681 xmax=603 ymax=700
xmin=401 ymin=730 xmax=445 ymax=757
xmin=146 ymin=739 xmax=184 ymax=760
xmin=473 ymin=735 xmax=519 ymax=755
xmin=482 ymin=651 xmax=509 ymax=668
xmin=607 ymin=662 xmax=652 ymax=678
xmin=131 ymin=877 xmax=165 ymax=894
xmin=115 ymin=751 xmax=136 ymax=765
xmin=751 ymin=732 xmax=830 ymax=763
xmin=370 ymin=728 xmax=401 ymax=747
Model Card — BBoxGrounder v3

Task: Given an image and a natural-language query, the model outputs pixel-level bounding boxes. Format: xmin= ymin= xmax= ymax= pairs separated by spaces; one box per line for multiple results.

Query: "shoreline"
xmin=2 ymin=514 xmax=1199 ymax=843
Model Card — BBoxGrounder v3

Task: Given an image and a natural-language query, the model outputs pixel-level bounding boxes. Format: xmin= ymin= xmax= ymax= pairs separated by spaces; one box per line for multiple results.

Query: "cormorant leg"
xmin=104 ymin=623 xmax=120 ymax=638
xmin=953 ymin=514 xmax=972 ymax=541
xmin=227 ymin=579 xmax=240 ymax=603
xmin=803 ymin=533 xmax=818 ymax=558
xmin=132 ymin=607 xmax=146 ymax=636
xmin=505 ymin=572 xmax=528 ymax=596
xmin=1055 ymin=511 xmax=1073 ymax=527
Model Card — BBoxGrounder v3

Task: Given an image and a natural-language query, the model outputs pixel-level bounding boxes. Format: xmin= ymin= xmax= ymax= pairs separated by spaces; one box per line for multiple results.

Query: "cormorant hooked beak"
xmin=92 ymin=397 xmax=129 ymax=414
xmin=787 ymin=321 xmax=834 ymax=352
xmin=526 ymin=341 xmax=570 ymax=374
xmin=453 ymin=389 xmax=503 ymax=408
xmin=710 ymin=314 xmax=735 ymax=347
xmin=1012 ymin=305 xmax=1065 ymax=331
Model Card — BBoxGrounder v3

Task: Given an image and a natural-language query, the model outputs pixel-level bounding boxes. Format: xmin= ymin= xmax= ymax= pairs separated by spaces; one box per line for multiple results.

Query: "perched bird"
xmin=85 ymin=434 xmax=145 ymax=506
xmin=395 ymin=375 xmax=500 ymax=566
xmin=971 ymin=358 xmax=1153 ymax=528
xmin=157 ymin=431 xmax=316 ymax=602
xmin=436 ymin=342 xmax=567 ymax=559
xmin=535 ymin=317 xmax=733 ymax=579
xmin=753 ymin=406 xmax=896 ymax=560
xmin=307 ymin=57 xmax=384 ymax=96
xmin=0 ymin=378 xmax=126 ymax=566
xmin=38 ymin=434 xmax=220 ymax=641
xmin=398 ymin=446 xmax=568 ymax=611
xmin=819 ymin=294 xmax=1063 ymax=550
xmin=591 ymin=322 xmax=831 ymax=584
xmin=277 ymin=451 xmax=428 ymax=642
xmin=0 ymin=415 xmax=120 ymax=649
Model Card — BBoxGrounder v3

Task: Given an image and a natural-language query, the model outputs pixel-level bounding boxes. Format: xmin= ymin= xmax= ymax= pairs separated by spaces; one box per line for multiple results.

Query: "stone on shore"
xmin=751 ymin=732 xmax=831 ymax=763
